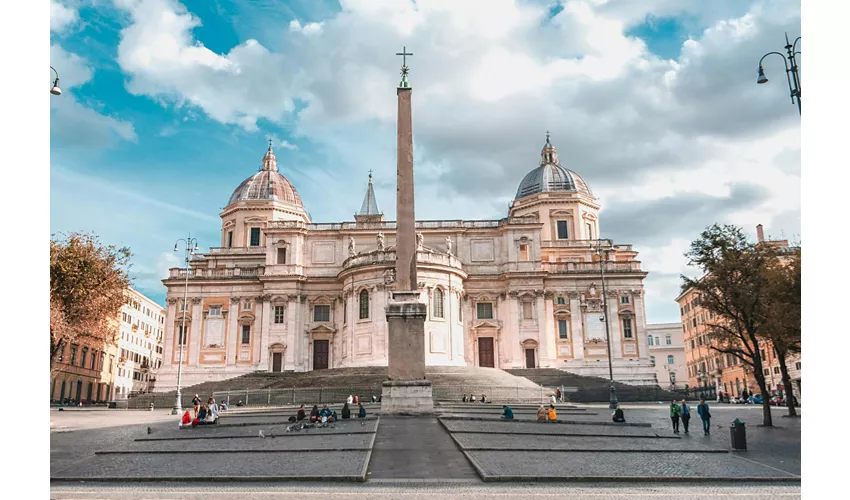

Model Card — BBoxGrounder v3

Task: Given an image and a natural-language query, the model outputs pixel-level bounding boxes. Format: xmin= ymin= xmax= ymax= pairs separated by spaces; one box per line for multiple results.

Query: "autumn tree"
xmin=50 ymin=232 xmax=132 ymax=373
xmin=681 ymin=224 xmax=776 ymax=427
xmin=759 ymin=247 xmax=801 ymax=417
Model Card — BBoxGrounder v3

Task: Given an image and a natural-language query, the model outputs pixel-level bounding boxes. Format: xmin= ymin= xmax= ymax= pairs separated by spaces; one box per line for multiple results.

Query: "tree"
xmin=759 ymin=247 xmax=802 ymax=417
xmin=50 ymin=232 xmax=132 ymax=373
xmin=681 ymin=224 xmax=775 ymax=426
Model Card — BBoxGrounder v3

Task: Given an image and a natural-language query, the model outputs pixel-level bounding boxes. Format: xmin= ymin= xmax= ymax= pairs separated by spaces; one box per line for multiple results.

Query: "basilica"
xmin=155 ymin=135 xmax=657 ymax=391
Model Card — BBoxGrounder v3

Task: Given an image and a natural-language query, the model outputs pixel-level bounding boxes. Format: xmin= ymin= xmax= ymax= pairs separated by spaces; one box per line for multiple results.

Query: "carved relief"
xmin=383 ymin=268 xmax=396 ymax=285
xmin=191 ymin=297 xmax=202 ymax=304
xmin=376 ymin=232 xmax=385 ymax=251
xmin=543 ymin=291 xmax=555 ymax=298
xmin=606 ymin=290 xmax=620 ymax=298
xmin=166 ymin=298 xmax=178 ymax=305
xmin=257 ymin=294 xmax=271 ymax=302
xmin=230 ymin=297 xmax=241 ymax=304
xmin=567 ymin=291 xmax=580 ymax=300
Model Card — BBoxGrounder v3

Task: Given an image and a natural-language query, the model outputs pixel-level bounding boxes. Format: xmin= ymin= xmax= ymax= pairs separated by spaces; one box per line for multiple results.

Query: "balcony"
xmin=541 ymin=239 xmax=633 ymax=252
xmin=207 ymin=246 xmax=266 ymax=255
xmin=167 ymin=267 xmax=262 ymax=280
xmin=543 ymin=261 xmax=643 ymax=274
xmin=265 ymin=217 xmax=539 ymax=232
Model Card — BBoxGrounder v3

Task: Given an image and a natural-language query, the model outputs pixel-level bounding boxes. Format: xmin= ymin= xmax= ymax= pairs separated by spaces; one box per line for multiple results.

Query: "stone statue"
xmin=416 ymin=232 xmax=424 ymax=251
xmin=589 ymin=282 xmax=598 ymax=297
xmin=348 ymin=237 xmax=356 ymax=257
xmin=377 ymin=232 xmax=385 ymax=251
xmin=445 ymin=236 xmax=452 ymax=255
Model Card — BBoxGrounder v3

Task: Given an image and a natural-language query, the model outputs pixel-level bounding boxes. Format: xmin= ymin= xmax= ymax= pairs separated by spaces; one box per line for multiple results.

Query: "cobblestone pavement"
xmin=452 ymin=433 xmax=723 ymax=451
xmin=48 ymin=482 xmax=801 ymax=499
xmin=467 ymin=450 xmax=798 ymax=480
xmin=368 ymin=416 xmax=479 ymax=480
xmin=52 ymin=451 xmax=369 ymax=479
xmin=441 ymin=419 xmax=663 ymax=437
xmin=121 ymin=433 xmax=374 ymax=452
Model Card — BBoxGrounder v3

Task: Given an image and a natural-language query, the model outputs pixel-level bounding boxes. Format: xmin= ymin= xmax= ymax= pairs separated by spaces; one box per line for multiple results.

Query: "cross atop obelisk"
xmin=396 ymin=46 xmax=413 ymax=88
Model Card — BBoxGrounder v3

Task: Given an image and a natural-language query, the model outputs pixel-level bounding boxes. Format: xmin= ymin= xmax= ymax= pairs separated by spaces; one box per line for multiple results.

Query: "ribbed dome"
xmin=514 ymin=134 xmax=593 ymax=200
xmin=227 ymin=144 xmax=304 ymax=207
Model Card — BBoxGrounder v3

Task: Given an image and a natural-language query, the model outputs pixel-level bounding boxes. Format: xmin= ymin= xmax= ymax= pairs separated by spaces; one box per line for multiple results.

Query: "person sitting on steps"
xmin=612 ymin=404 xmax=625 ymax=423
xmin=358 ymin=403 xmax=367 ymax=419
xmin=342 ymin=402 xmax=351 ymax=419
xmin=501 ymin=405 xmax=514 ymax=419
xmin=537 ymin=405 xmax=547 ymax=421
xmin=547 ymin=404 xmax=557 ymax=422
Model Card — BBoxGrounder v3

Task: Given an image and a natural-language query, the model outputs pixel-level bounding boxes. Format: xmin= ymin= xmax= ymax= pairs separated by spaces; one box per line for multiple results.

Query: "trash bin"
xmin=730 ymin=418 xmax=747 ymax=450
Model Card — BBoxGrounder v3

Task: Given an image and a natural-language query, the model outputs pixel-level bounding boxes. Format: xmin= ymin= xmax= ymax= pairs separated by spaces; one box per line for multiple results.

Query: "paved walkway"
xmin=367 ymin=416 xmax=479 ymax=480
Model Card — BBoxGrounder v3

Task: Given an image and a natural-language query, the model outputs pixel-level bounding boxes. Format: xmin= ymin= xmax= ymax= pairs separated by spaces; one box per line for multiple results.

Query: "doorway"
xmin=525 ymin=348 xmax=536 ymax=368
xmin=75 ymin=380 xmax=83 ymax=401
xmin=313 ymin=340 xmax=329 ymax=370
xmin=478 ymin=337 xmax=495 ymax=368
xmin=272 ymin=352 xmax=283 ymax=372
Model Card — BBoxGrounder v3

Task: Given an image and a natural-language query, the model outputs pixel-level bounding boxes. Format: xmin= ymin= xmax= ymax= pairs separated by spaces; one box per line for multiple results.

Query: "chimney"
xmin=756 ymin=224 xmax=765 ymax=243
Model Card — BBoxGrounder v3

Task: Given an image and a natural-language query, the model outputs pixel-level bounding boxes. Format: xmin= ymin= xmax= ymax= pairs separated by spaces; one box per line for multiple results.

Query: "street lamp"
xmin=591 ymin=238 xmax=618 ymax=409
xmin=171 ymin=234 xmax=199 ymax=415
xmin=50 ymin=66 xmax=62 ymax=95
xmin=756 ymin=33 xmax=801 ymax=114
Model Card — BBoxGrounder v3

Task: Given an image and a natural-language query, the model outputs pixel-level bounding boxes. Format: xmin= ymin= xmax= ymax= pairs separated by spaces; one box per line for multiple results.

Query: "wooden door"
xmin=313 ymin=340 xmax=329 ymax=370
xmin=272 ymin=352 xmax=283 ymax=372
xmin=478 ymin=337 xmax=495 ymax=368
xmin=525 ymin=348 xmax=536 ymax=368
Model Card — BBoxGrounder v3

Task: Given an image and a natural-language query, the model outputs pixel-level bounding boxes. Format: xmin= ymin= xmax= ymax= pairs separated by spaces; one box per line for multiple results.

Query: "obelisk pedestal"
xmin=381 ymin=51 xmax=433 ymax=414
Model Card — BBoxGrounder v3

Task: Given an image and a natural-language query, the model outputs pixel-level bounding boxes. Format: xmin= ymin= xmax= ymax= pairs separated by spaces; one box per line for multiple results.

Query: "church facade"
xmin=155 ymin=136 xmax=657 ymax=391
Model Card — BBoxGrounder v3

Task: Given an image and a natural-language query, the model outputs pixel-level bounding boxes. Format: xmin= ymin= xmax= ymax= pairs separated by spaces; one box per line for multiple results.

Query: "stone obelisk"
xmin=381 ymin=47 xmax=433 ymax=413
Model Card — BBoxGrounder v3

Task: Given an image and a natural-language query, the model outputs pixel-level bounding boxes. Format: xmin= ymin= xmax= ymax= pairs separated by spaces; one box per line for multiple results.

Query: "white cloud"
xmin=50 ymin=0 xmax=79 ymax=33
xmin=106 ymin=0 xmax=800 ymax=322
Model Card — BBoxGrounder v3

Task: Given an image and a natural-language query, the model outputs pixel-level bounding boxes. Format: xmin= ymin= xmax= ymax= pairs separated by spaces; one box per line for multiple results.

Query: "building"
xmin=155 ymin=135 xmax=657 ymax=391
xmin=113 ymin=288 xmax=166 ymax=399
xmin=646 ymin=323 xmax=687 ymax=389
xmin=677 ymin=224 xmax=801 ymax=399
xmin=50 ymin=339 xmax=117 ymax=404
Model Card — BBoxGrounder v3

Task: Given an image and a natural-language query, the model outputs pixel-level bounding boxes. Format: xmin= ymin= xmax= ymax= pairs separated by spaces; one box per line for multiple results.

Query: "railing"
xmin=265 ymin=218 xmax=540 ymax=232
xmin=342 ymin=249 xmax=463 ymax=271
xmin=207 ymin=247 xmax=266 ymax=255
xmin=167 ymin=267 xmax=263 ymax=279
xmin=543 ymin=261 xmax=642 ymax=273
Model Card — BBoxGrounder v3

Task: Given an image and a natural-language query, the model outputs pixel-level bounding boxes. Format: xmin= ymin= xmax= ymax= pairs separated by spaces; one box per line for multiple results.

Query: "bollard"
xmin=730 ymin=418 xmax=747 ymax=450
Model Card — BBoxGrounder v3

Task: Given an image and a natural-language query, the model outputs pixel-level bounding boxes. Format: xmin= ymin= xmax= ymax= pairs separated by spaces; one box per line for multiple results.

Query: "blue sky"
xmin=50 ymin=0 xmax=801 ymax=322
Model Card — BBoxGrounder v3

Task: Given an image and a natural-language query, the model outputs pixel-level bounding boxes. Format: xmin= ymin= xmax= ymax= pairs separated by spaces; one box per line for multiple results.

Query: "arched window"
xmin=359 ymin=290 xmax=369 ymax=319
xmin=667 ymin=355 xmax=674 ymax=365
xmin=648 ymin=336 xmax=654 ymax=346
xmin=433 ymin=288 xmax=444 ymax=318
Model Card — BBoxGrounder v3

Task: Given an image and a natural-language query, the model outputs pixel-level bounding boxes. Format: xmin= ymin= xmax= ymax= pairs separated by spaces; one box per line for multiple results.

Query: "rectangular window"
xmin=622 ymin=318 xmax=633 ymax=338
xmin=522 ymin=301 xmax=533 ymax=320
xmin=476 ymin=302 xmax=493 ymax=319
xmin=586 ymin=222 xmax=593 ymax=240
xmin=795 ymin=361 xmax=801 ymax=370
xmin=558 ymin=319 xmax=568 ymax=339
xmin=313 ymin=305 xmax=330 ymax=322
xmin=667 ymin=355 xmax=674 ymax=365
xmin=227 ymin=231 xmax=233 ymax=248
xmin=177 ymin=326 xmax=187 ymax=345
xmin=241 ymin=325 xmax=251 ymax=344
xmin=760 ymin=349 xmax=766 ymax=360
xmin=250 ymin=227 xmax=261 ymax=246
xmin=690 ymin=339 xmax=695 ymax=349
xmin=764 ymin=368 xmax=770 ymax=375
xmin=277 ymin=248 xmax=287 ymax=264
xmin=773 ymin=366 xmax=780 ymax=374
xmin=90 ymin=351 xmax=97 ymax=370
xmin=648 ymin=336 xmax=654 ymax=345
xmin=556 ymin=220 xmax=569 ymax=240
xmin=556 ymin=296 xmax=565 ymax=305
xmin=243 ymin=300 xmax=251 ymax=310
xmin=692 ymin=318 xmax=697 ymax=328
xmin=620 ymin=295 xmax=630 ymax=304
xmin=208 ymin=306 xmax=222 ymax=316
xmin=665 ymin=335 xmax=672 ymax=345
xmin=343 ymin=300 xmax=347 ymax=324
xmin=81 ymin=348 xmax=87 ymax=368
xmin=274 ymin=306 xmax=285 ymax=324
xmin=519 ymin=244 xmax=529 ymax=261
xmin=458 ymin=300 xmax=463 ymax=322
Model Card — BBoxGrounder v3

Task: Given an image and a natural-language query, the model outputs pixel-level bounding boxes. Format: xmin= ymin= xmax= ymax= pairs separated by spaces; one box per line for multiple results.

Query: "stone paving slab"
xmin=440 ymin=420 xmax=662 ymax=437
xmin=113 ymin=433 xmax=375 ymax=452
xmin=465 ymin=451 xmax=800 ymax=481
xmin=157 ymin=419 xmax=378 ymax=438
xmin=51 ymin=451 xmax=370 ymax=481
xmin=438 ymin=412 xmax=597 ymax=420
xmin=440 ymin=416 xmax=650 ymax=427
xmin=451 ymin=433 xmax=724 ymax=452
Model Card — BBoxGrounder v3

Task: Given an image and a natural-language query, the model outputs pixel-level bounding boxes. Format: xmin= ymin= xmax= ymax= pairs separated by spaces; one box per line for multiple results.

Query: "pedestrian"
xmin=342 ymin=401 xmax=351 ymax=419
xmin=555 ymin=388 xmax=562 ymax=402
xmin=296 ymin=404 xmax=306 ymax=421
xmin=462 ymin=395 xmax=468 ymax=403
xmin=680 ymin=399 xmax=691 ymax=434
xmin=358 ymin=402 xmax=367 ymax=419
xmin=481 ymin=394 xmax=487 ymax=403
xmin=501 ymin=405 xmax=514 ymax=419
xmin=471 ymin=394 xmax=476 ymax=403
xmin=192 ymin=394 xmax=201 ymax=418
xmin=697 ymin=398 xmax=712 ymax=435
xmin=347 ymin=395 xmax=353 ymax=404
xmin=551 ymin=394 xmax=557 ymax=404
xmin=669 ymin=400 xmax=681 ymax=433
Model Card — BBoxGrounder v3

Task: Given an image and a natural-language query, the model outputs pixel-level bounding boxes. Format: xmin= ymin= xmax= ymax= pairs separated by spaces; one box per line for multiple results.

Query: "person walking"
xmin=192 ymin=394 xmax=202 ymax=418
xmin=697 ymin=399 xmax=712 ymax=435
xmin=679 ymin=399 xmax=691 ymax=434
xmin=669 ymin=400 xmax=681 ymax=433
xmin=555 ymin=388 xmax=562 ymax=402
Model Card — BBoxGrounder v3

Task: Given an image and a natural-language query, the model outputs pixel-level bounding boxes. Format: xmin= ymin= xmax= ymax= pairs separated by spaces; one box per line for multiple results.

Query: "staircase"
xmin=505 ymin=368 xmax=683 ymax=402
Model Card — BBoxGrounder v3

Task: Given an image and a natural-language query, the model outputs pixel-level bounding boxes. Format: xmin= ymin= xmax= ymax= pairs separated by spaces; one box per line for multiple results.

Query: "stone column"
xmin=285 ymin=297 xmax=297 ymax=369
xmin=189 ymin=298 xmax=202 ymax=367
xmin=382 ymin=61 xmax=432 ymax=413
xmin=570 ymin=294 xmax=584 ymax=360
xmin=607 ymin=294 xmax=622 ymax=359
xmin=258 ymin=297 xmax=272 ymax=370
xmin=539 ymin=294 xmax=552 ymax=366
xmin=227 ymin=298 xmax=239 ymax=366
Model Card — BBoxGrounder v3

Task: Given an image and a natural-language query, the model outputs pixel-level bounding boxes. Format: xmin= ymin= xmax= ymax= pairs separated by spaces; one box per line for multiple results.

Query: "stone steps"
xmin=505 ymin=368 xmax=684 ymax=402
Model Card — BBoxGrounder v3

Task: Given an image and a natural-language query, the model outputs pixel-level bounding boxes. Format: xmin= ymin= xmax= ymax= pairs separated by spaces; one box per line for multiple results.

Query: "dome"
xmin=514 ymin=134 xmax=593 ymax=200
xmin=227 ymin=145 xmax=304 ymax=207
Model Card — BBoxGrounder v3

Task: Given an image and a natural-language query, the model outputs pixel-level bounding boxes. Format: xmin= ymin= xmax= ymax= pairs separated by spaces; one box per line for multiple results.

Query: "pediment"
xmin=309 ymin=324 xmax=337 ymax=334
xmin=553 ymin=306 xmax=571 ymax=315
xmin=238 ymin=311 xmax=256 ymax=322
xmin=472 ymin=320 xmax=501 ymax=330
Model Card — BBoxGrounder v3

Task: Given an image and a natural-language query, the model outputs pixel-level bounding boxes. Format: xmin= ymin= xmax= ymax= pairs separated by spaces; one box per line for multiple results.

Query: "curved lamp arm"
xmin=49 ymin=66 xmax=62 ymax=95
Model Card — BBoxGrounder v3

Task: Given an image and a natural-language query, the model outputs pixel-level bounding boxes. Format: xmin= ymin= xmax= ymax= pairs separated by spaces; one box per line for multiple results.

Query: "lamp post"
xmin=171 ymin=235 xmax=199 ymax=415
xmin=591 ymin=238 xmax=618 ymax=409
xmin=50 ymin=66 xmax=62 ymax=95
xmin=756 ymin=33 xmax=801 ymax=114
